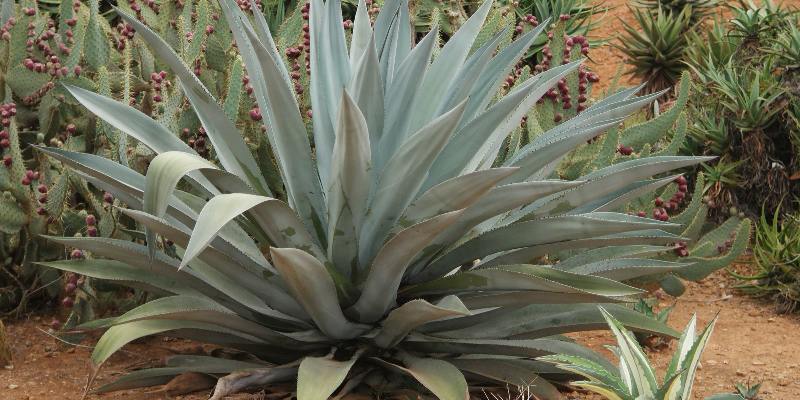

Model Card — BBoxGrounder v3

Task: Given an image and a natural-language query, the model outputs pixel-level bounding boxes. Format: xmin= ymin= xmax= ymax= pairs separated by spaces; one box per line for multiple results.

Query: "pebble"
xmin=768 ymin=317 xmax=775 ymax=322
xmin=753 ymin=361 xmax=766 ymax=366
xmin=8 ymin=384 xmax=18 ymax=389
xmin=736 ymin=370 xmax=746 ymax=377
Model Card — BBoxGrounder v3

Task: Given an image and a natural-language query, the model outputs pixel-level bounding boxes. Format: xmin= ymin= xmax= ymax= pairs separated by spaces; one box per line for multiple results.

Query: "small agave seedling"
xmin=541 ymin=307 xmax=723 ymax=400
xmin=36 ymin=0 xmax=714 ymax=398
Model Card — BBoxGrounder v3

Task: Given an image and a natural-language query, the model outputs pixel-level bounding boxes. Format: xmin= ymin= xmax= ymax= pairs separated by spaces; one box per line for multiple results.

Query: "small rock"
xmin=778 ymin=379 xmax=789 ymax=387
xmin=748 ymin=310 xmax=759 ymax=317
xmin=753 ymin=361 xmax=766 ymax=366
xmin=8 ymin=384 xmax=18 ymax=389
xmin=736 ymin=370 xmax=746 ymax=377
xmin=768 ymin=317 xmax=776 ymax=322
xmin=3 ymin=365 xmax=12 ymax=370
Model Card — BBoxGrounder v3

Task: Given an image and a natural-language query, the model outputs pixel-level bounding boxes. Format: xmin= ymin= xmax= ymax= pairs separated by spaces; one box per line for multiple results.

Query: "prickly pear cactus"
xmin=488 ymin=18 xmax=598 ymax=167
xmin=0 ymin=0 xmax=310 ymax=317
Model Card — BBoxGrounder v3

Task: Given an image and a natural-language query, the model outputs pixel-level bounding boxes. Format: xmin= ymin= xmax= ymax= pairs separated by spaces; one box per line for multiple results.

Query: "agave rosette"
xmin=37 ymin=0 xmax=711 ymax=398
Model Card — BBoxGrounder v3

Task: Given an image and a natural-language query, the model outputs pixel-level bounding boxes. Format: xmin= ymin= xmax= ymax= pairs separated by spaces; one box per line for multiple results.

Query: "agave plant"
xmin=550 ymin=74 xmax=751 ymax=297
xmin=541 ymin=307 xmax=720 ymax=400
xmin=37 ymin=0 xmax=712 ymax=398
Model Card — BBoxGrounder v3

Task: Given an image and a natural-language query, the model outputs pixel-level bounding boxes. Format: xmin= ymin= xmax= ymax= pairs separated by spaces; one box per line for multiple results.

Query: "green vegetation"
xmin=541 ymin=307 xmax=729 ymax=400
xmin=24 ymin=0 xmax=732 ymax=397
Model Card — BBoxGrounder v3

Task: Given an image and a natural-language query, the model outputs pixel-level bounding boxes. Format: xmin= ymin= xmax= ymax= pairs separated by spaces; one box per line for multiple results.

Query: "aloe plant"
xmin=616 ymin=6 xmax=692 ymax=95
xmin=734 ymin=205 xmax=800 ymax=314
xmin=541 ymin=307 xmax=725 ymax=400
xmin=33 ymin=0 xmax=719 ymax=398
xmin=634 ymin=0 xmax=718 ymax=25
xmin=682 ymin=1 xmax=800 ymax=216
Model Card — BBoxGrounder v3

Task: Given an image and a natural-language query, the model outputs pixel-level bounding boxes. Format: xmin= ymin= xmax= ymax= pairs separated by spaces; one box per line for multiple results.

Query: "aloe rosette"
xmin=36 ymin=0 xmax=712 ymax=398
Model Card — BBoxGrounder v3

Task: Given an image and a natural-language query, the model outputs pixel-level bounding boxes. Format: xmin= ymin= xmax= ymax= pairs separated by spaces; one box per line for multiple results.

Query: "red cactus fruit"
xmin=61 ymin=297 xmax=74 ymax=308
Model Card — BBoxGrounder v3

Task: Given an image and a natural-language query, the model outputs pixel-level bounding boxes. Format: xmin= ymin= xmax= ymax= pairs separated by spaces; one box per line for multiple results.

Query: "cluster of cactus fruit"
xmin=0 ymin=0 xmax=475 ymax=317
xmin=0 ymin=0 xmax=320 ymax=315
xmin=643 ymin=174 xmax=688 ymax=222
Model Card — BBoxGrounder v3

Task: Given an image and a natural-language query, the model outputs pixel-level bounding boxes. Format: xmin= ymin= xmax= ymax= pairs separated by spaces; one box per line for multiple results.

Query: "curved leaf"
xmin=426 ymin=213 xmax=678 ymax=276
xmin=374 ymin=297 xmax=468 ymax=348
xmin=359 ymin=100 xmax=468 ymax=264
xmin=326 ymin=91 xmax=371 ymax=277
xmin=297 ymin=354 xmax=359 ymax=400
xmin=379 ymin=355 xmax=469 ymax=400
xmin=116 ymin=8 xmax=270 ymax=195
xmin=349 ymin=210 xmax=464 ymax=322
xmin=180 ymin=193 xmax=323 ymax=270
xmin=270 ymin=248 xmax=368 ymax=339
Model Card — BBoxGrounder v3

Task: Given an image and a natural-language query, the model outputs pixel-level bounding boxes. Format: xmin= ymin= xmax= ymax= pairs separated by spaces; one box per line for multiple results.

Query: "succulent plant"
xmin=771 ymin=23 xmax=800 ymax=69
xmin=540 ymin=307 xmax=725 ymax=400
xmin=728 ymin=0 xmax=796 ymax=42
xmin=734 ymin=205 xmax=800 ymax=314
xmin=682 ymin=2 xmax=800 ymax=216
xmin=34 ymin=0 xmax=720 ymax=398
xmin=0 ymin=93 xmax=121 ymax=324
xmin=522 ymin=0 xmax=606 ymax=54
xmin=632 ymin=298 xmax=673 ymax=349
xmin=0 ymin=0 xmax=312 ymax=315
xmin=616 ymin=6 xmax=692 ymax=95
xmin=633 ymin=0 xmax=718 ymax=25
xmin=508 ymin=72 xmax=750 ymax=297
